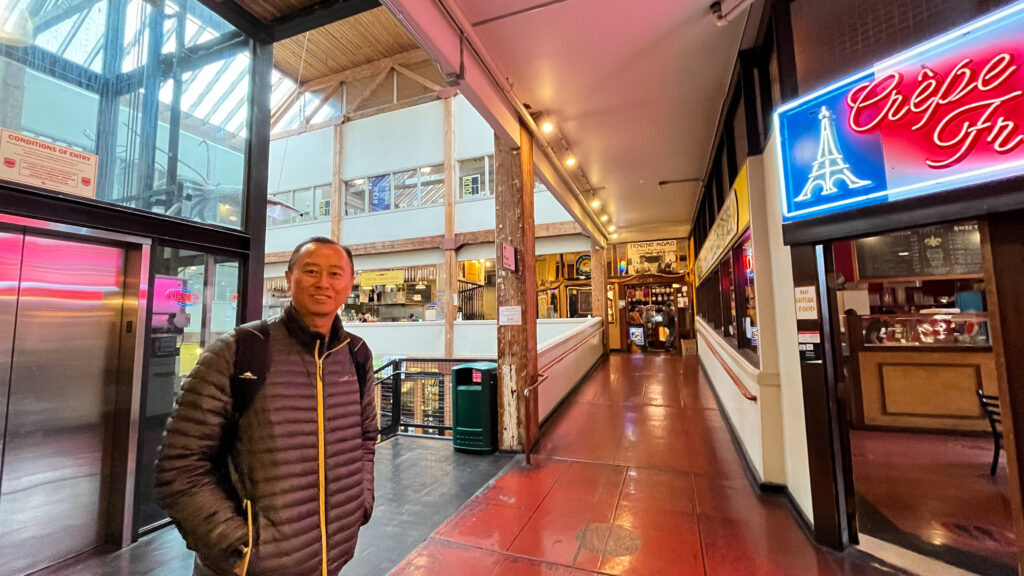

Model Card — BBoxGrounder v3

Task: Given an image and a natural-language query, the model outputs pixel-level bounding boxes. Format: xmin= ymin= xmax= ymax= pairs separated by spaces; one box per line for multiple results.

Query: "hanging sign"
xmin=502 ymin=243 xmax=516 ymax=271
xmin=694 ymin=193 xmax=737 ymax=280
xmin=359 ymin=269 xmax=404 ymax=286
xmin=0 ymin=129 xmax=98 ymax=198
xmin=776 ymin=1 xmax=1024 ymax=224
xmin=628 ymin=240 xmax=679 ymax=275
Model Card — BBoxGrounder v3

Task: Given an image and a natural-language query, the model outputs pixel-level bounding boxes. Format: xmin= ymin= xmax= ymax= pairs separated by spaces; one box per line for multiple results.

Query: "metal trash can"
xmin=451 ymin=362 xmax=499 ymax=454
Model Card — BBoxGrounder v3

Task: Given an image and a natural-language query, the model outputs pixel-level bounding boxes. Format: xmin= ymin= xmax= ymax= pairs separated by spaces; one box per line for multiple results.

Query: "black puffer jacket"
xmin=155 ymin=306 xmax=377 ymax=576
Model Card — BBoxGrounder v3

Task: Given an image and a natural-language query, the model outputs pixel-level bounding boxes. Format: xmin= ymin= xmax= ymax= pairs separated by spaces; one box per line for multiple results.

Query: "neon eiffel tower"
xmin=795 ymin=106 xmax=871 ymax=202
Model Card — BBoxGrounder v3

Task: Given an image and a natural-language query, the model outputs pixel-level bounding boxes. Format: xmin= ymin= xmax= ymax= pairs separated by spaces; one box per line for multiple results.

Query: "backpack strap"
xmin=230 ymin=319 xmax=271 ymax=419
xmin=349 ymin=337 xmax=367 ymax=405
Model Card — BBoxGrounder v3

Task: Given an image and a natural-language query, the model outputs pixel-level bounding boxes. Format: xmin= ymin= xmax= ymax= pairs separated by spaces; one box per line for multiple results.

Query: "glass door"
xmin=132 ymin=246 xmax=241 ymax=536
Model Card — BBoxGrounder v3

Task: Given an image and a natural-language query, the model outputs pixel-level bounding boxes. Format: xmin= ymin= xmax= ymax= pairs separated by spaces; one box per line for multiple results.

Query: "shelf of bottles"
xmin=626 ymin=285 xmax=676 ymax=308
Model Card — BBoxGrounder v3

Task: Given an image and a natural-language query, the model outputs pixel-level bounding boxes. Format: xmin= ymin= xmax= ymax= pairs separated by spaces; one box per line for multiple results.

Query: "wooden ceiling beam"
xmin=195 ymin=0 xmax=271 ymax=43
xmin=345 ymin=64 xmax=393 ymax=113
xmin=270 ymin=87 xmax=302 ymax=129
xmin=393 ymin=63 xmax=442 ymax=92
xmin=267 ymin=0 xmax=380 ymax=43
xmin=300 ymin=48 xmax=428 ymax=92
xmin=305 ymin=82 xmax=344 ymax=125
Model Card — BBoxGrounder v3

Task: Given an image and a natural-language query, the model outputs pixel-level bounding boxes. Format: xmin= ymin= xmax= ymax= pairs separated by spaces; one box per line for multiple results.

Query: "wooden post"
xmin=591 ymin=243 xmax=609 ymax=354
xmin=495 ymin=125 xmax=537 ymax=452
xmin=331 ymin=123 xmax=343 ymax=243
xmin=981 ymin=214 xmax=1024 ymax=574
xmin=443 ymin=96 xmax=457 ymax=357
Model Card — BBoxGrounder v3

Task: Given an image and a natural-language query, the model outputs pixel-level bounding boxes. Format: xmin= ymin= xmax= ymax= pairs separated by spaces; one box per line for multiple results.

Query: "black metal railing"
xmin=373 ymin=357 xmax=494 ymax=442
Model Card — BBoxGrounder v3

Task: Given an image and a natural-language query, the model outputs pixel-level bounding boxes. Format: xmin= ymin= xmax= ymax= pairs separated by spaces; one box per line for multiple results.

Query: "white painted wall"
xmin=763 ymin=135 xmax=813 ymax=522
xmin=266 ymin=220 xmax=331 ymax=253
xmin=455 ymin=95 xmax=494 ymax=159
xmin=536 ymin=235 xmax=591 ymax=255
xmin=536 ymin=318 xmax=603 ymax=421
xmin=348 ymin=322 xmax=445 ymax=357
xmin=265 ymin=262 xmax=288 ymax=278
xmin=353 ymin=249 xmax=443 ymax=272
xmin=454 ymin=321 xmax=497 ymax=357
xmin=351 ymin=317 xmax=593 ymax=358
xmin=535 ymin=191 xmax=574 ymax=224
xmin=458 ymin=243 xmax=494 ymax=262
xmin=455 ymin=197 xmax=496 ymax=233
xmin=342 ymin=100 xmax=444 ymax=179
xmin=342 ymin=204 xmax=445 ymax=244
xmin=268 ymin=127 xmax=332 ymax=193
xmin=697 ymin=320 xmax=766 ymax=479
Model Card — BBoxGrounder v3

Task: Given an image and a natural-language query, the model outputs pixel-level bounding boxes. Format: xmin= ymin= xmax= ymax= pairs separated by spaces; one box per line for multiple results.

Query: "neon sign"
xmin=776 ymin=1 xmax=1024 ymax=223
xmin=165 ymin=288 xmax=200 ymax=306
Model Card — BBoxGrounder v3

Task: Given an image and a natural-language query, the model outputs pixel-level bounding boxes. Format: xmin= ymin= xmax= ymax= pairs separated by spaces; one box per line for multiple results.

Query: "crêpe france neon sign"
xmin=775 ymin=1 xmax=1024 ymax=223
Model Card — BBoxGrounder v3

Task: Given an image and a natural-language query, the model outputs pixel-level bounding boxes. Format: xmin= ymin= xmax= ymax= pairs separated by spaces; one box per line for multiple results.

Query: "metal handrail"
xmin=695 ymin=325 xmax=757 ymax=402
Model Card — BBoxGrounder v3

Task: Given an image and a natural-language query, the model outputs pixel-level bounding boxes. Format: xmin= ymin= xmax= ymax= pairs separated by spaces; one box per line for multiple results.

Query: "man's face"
xmin=286 ymin=243 xmax=354 ymax=322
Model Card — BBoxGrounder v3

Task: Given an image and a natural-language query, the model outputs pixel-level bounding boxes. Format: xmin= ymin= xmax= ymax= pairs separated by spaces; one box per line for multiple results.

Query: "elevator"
xmin=0 ymin=229 xmax=140 ymax=575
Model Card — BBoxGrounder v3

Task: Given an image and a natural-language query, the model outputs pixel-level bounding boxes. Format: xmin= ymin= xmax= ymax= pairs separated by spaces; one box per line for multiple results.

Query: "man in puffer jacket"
xmin=156 ymin=237 xmax=378 ymax=576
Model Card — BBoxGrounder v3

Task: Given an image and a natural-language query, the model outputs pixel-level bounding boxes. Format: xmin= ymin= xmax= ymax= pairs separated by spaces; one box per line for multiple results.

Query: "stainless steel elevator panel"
xmin=0 ymin=232 xmax=23 ymax=472
xmin=0 ymin=235 xmax=125 ymax=576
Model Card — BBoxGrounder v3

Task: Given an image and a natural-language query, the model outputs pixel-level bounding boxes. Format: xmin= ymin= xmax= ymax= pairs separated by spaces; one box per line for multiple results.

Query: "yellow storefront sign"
xmin=359 ymin=269 xmax=405 ymax=286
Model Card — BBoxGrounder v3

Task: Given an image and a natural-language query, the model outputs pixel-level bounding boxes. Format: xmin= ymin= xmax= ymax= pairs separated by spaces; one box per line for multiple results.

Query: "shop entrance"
xmin=822 ymin=219 xmax=1019 ymax=576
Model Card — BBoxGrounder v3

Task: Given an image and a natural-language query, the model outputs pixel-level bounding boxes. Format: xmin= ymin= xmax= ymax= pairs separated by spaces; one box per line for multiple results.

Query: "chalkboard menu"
xmin=854 ymin=221 xmax=982 ymax=281
xmin=405 ymin=282 xmax=432 ymax=304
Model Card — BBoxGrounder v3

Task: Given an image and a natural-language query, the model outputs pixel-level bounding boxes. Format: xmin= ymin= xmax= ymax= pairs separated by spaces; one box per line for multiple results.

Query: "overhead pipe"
xmin=711 ymin=0 xmax=757 ymax=26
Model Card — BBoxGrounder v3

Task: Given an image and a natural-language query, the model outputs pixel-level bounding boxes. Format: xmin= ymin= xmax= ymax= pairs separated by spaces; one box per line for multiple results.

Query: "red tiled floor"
xmin=390 ymin=353 xmax=895 ymax=576
xmin=389 ymin=538 xmax=503 ymax=576
xmin=435 ymin=499 xmax=534 ymax=552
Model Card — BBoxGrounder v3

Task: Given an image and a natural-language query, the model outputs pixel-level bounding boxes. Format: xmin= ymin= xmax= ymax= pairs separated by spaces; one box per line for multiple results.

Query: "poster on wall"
xmin=575 ymin=255 xmax=592 ymax=279
xmin=370 ymin=175 xmax=391 ymax=212
xmin=627 ymin=240 xmax=678 ymax=275
xmin=0 ymin=129 xmax=98 ymax=198
xmin=629 ymin=326 xmax=646 ymax=347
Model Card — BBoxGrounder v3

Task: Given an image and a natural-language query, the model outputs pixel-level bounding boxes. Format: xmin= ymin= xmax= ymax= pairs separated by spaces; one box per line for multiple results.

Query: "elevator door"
xmin=0 ymin=232 xmax=126 ymax=576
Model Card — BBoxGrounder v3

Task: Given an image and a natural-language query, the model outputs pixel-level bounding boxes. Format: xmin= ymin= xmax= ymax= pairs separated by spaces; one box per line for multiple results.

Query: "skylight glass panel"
xmin=192 ymin=56 xmax=247 ymax=119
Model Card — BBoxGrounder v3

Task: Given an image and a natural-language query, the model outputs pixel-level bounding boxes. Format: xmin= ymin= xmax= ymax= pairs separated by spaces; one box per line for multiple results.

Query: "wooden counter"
xmin=851 ymin=345 xmax=996 ymax=432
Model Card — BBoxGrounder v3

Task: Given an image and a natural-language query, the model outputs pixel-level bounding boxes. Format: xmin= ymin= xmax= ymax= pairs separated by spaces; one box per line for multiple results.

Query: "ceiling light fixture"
xmin=565 ymin=157 xmax=576 ymax=167
xmin=590 ymin=199 xmax=600 ymax=208
xmin=608 ymin=225 xmax=616 ymax=232
xmin=600 ymin=214 xmax=608 ymax=222
xmin=541 ymin=121 xmax=554 ymax=133
xmin=612 ymin=233 xmax=619 ymax=239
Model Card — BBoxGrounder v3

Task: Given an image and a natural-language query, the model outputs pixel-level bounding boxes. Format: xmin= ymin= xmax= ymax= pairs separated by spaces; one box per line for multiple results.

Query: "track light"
xmin=565 ymin=157 xmax=576 ymax=167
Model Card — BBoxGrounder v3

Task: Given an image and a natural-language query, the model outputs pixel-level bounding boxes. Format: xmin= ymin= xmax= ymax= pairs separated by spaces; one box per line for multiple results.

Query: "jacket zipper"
xmin=314 ymin=337 xmax=349 ymax=576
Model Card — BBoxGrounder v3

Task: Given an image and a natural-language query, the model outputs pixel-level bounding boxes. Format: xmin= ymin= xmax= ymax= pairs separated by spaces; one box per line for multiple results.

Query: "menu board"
xmin=405 ymin=282 xmax=432 ymax=303
xmin=854 ymin=222 xmax=982 ymax=281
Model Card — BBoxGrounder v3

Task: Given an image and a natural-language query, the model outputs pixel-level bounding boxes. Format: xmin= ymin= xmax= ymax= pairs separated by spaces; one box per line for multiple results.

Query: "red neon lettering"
xmin=846 ymin=52 xmax=1023 ymax=169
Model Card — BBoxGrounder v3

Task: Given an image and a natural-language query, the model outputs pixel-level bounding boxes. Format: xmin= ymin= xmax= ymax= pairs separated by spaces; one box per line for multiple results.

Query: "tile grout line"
xmin=692 ymin=472 xmax=711 ymax=576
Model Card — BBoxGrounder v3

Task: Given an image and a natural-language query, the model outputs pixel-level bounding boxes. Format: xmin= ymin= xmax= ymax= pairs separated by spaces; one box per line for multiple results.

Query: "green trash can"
xmin=452 ymin=362 xmax=499 ymax=454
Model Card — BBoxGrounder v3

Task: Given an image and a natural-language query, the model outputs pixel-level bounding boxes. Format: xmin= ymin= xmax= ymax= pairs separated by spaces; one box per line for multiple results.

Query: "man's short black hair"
xmin=288 ymin=237 xmax=354 ymax=277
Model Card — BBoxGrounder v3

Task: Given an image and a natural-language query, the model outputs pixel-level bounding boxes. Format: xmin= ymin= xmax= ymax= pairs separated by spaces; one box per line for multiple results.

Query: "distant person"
xmin=663 ymin=305 xmax=677 ymax=351
xmin=627 ymin=306 xmax=643 ymax=326
xmin=156 ymin=237 xmax=377 ymax=576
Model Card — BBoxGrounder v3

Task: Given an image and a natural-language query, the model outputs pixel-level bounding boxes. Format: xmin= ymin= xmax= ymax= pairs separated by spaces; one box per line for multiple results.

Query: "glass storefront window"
xmin=457 ymin=156 xmax=486 ymax=200
xmin=393 ymin=169 xmax=419 ymax=209
xmin=419 ymin=164 xmax=444 ymax=205
xmin=734 ymin=233 xmax=758 ymax=355
xmin=345 ymin=178 xmax=368 ymax=215
xmin=134 ymin=246 xmax=241 ymax=535
xmin=343 ymin=163 xmax=446 ymax=216
xmin=720 ymin=253 xmax=736 ymax=339
xmin=0 ymin=0 xmax=251 ymax=229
